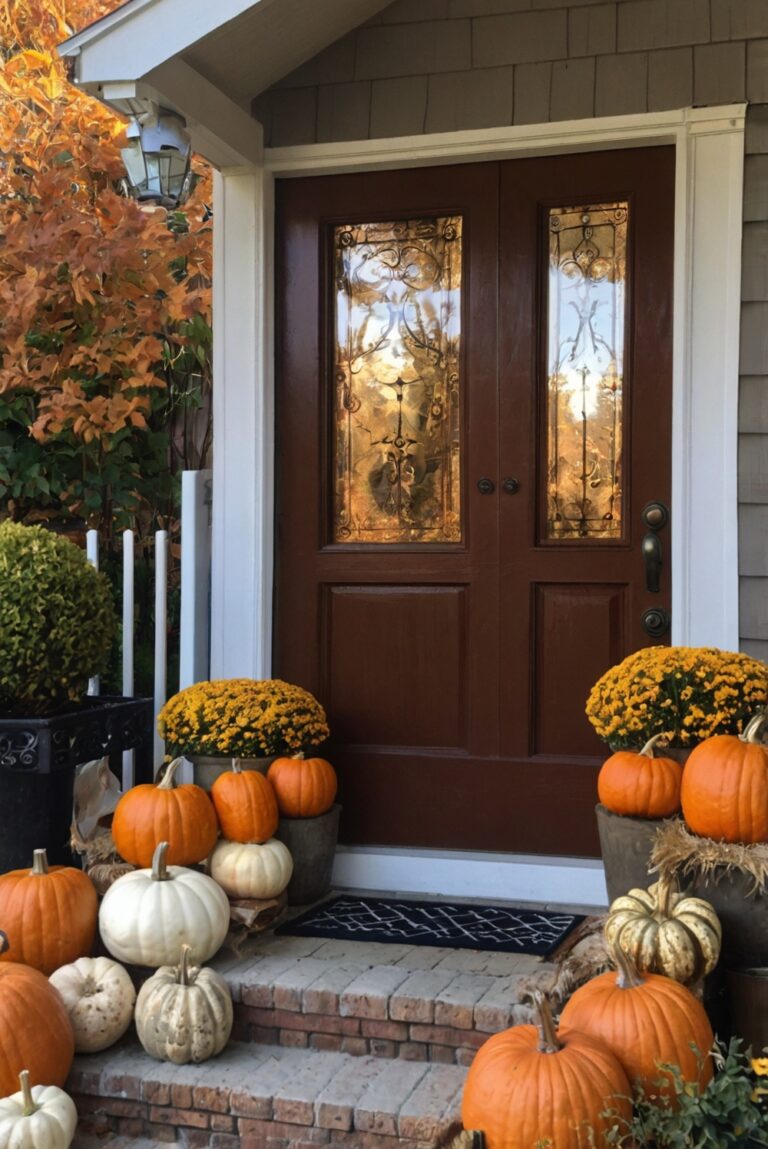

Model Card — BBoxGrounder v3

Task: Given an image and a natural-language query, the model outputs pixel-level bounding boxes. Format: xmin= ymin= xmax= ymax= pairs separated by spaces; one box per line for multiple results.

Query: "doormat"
xmin=276 ymin=895 xmax=585 ymax=957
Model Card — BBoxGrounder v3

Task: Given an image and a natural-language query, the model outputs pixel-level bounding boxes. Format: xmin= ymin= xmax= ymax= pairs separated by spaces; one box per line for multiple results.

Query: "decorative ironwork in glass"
xmin=546 ymin=202 xmax=628 ymax=540
xmin=333 ymin=217 xmax=462 ymax=544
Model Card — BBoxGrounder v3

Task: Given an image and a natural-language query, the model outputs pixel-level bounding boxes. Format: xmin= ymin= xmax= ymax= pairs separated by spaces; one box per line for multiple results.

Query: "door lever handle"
xmin=642 ymin=531 xmax=662 ymax=594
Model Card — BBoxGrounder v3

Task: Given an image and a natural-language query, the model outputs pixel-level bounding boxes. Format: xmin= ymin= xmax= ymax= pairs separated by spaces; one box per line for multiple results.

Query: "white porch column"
xmin=211 ymin=146 xmax=275 ymax=678
xmin=671 ymin=107 xmax=744 ymax=650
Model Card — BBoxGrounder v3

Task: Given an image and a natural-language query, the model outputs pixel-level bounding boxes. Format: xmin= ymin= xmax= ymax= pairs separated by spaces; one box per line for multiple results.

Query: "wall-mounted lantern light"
xmin=120 ymin=108 xmax=193 ymax=207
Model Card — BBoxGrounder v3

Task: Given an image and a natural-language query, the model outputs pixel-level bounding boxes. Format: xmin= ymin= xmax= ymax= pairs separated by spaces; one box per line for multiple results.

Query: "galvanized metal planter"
xmin=275 ymin=804 xmax=341 ymax=906
xmin=186 ymin=754 xmax=274 ymax=791
xmin=596 ymin=803 xmax=665 ymax=903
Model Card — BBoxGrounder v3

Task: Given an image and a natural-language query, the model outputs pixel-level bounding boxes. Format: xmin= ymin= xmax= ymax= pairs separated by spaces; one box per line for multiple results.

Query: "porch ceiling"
xmin=180 ymin=0 xmax=390 ymax=106
xmin=59 ymin=0 xmax=392 ymax=165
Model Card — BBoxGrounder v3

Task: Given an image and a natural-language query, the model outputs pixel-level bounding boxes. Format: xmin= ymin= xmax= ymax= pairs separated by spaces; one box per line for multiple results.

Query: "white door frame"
xmin=211 ymin=105 xmax=745 ymax=907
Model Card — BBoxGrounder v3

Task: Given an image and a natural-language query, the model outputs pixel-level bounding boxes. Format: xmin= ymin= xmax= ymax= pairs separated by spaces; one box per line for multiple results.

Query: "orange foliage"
xmin=0 ymin=0 xmax=211 ymax=451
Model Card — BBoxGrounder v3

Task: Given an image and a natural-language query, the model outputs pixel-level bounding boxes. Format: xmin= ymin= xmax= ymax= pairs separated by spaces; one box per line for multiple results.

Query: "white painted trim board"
xmin=332 ymin=847 xmax=609 ymax=910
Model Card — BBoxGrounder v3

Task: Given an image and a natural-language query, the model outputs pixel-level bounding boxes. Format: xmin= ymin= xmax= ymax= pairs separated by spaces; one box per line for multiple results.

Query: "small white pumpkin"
xmin=99 ymin=841 xmax=230 ymax=968
xmin=0 ymin=1070 xmax=77 ymax=1149
xmin=210 ymin=838 xmax=293 ymax=899
xmin=135 ymin=944 xmax=233 ymax=1064
xmin=49 ymin=957 xmax=136 ymax=1053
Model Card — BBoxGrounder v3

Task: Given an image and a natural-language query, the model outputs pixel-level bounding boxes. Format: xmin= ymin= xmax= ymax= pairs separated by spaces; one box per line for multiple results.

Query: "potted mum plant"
xmin=0 ymin=521 xmax=153 ymax=869
xmin=157 ymin=678 xmax=330 ymax=788
xmin=158 ymin=679 xmax=340 ymax=903
xmin=587 ymin=646 xmax=768 ymax=901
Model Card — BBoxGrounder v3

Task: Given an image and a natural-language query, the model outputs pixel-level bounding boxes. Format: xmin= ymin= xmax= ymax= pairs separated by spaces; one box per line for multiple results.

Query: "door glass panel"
xmin=545 ymin=202 xmax=628 ymax=541
xmin=333 ymin=217 xmax=462 ymax=544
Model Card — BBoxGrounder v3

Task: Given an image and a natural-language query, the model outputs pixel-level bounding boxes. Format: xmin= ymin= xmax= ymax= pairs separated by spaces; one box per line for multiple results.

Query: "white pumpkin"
xmin=49 ymin=957 xmax=136 ymax=1053
xmin=135 ymin=944 xmax=233 ymax=1065
xmin=210 ymin=838 xmax=293 ymax=899
xmin=99 ymin=841 xmax=230 ymax=968
xmin=0 ymin=1071 xmax=77 ymax=1149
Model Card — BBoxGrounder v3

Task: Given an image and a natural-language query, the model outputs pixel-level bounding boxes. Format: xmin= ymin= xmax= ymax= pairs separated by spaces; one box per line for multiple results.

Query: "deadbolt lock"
xmin=641 ymin=607 xmax=671 ymax=638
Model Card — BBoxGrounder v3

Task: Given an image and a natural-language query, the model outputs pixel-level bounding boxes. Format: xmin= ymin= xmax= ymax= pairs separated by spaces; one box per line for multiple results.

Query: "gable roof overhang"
xmin=59 ymin=0 xmax=392 ymax=167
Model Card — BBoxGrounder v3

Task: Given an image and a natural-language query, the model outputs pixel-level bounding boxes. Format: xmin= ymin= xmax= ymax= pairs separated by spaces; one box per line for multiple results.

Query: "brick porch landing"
xmin=70 ymin=899 xmax=585 ymax=1147
xmin=217 ymin=923 xmax=557 ymax=1063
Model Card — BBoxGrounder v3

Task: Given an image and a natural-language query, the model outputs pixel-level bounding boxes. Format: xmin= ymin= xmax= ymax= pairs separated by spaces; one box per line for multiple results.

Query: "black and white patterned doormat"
xmin=276 ymin=895 xmax=584 ymax=957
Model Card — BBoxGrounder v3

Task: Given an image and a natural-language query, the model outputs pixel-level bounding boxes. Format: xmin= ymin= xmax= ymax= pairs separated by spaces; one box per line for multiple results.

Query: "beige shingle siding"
xmin=740 ymin=104 xmax=768 ymax=659
xmin=253 ymin=0 xmax=762 ymax=135
xmin=254 ymin=0 xmax=768 ymax=658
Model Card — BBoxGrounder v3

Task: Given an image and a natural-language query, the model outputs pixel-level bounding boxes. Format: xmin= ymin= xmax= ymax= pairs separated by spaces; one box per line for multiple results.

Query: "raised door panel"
xmin=322 ymin=584 xmax=467 ymax=749
xmin=532 ymin=582 xmax=626 ymax=757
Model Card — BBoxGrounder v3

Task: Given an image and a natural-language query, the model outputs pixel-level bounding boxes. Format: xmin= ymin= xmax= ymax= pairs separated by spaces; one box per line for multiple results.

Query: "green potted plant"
xmin=601 ymin=1039 xmax=768 ymax=1147
xmin=0 ymin=521 xmax=152 ymax=869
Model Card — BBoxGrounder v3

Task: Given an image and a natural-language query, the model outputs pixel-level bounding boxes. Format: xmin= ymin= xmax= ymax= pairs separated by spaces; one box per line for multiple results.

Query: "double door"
xmin=275 ymin=147 xmax=674 ymax=857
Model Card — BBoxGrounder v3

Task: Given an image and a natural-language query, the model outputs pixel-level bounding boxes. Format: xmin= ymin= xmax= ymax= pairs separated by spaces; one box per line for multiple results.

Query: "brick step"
xmin=211 ymin=932 xmax=552 ymax=1065
xmin=74 ymin=1140 xmax=173 ymax=1149
xmin=68 ymin=1039 xmax=465 ymax=1149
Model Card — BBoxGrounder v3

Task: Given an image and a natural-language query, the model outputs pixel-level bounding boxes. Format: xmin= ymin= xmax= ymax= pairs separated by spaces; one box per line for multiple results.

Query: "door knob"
xmin=502 ymin=478 xmax=520 ymax=495
xmin=642 ymin=532 xmax=662 ymax=594
xmin=641 ymin=500 xmax=669 ymax=594
xmin=477 ymin=478 xmax=495 ymax=494
xmin=642 ymin=501 xmax=669 ymax=531
xmin=641 ymin=607 xmax=671 ymax=638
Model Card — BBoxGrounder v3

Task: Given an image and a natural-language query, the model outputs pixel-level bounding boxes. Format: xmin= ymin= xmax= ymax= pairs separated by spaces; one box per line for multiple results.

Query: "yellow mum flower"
xmin=586 ymin=646 xmax=768 ymax=749
xmin=158 ymin=678 xmax=330 ymax=757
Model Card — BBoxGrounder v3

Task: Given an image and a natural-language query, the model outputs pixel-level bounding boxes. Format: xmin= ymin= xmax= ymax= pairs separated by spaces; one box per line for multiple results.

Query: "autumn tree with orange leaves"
xmin=0 ymin=0 xmax=212 ymax=535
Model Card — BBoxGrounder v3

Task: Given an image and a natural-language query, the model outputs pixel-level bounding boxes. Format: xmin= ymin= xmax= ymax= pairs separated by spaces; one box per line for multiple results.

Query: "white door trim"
xmin=211 ymin=105 xmax=745 ymax=904
xmin=211 ymin=156 xmax=275 ymax=680
xmin=265 ymin=104 xmax=743 ymax=176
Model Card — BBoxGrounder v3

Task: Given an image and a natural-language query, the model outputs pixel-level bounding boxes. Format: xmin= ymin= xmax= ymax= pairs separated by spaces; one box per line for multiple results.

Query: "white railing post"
xmin=86 ymin=529 xmax=100 ymax=697
xmin=81 ymin=483 xmax=213 ymax=789
xmin=179 ymin=469 xmax=212 ymax=784
xmin=153 ymin=530 xmax=168 ymax=768
xmin=180 ymin=469 xmax=212 ymax=690
xmin=122 ymin=529 xmax=135 ymax=788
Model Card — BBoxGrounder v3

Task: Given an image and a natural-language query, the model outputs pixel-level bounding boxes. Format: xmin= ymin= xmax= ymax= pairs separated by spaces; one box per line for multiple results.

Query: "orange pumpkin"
xmin=268 ymin=754 xmax=337 ymax=818
xmin=559 ymin=945 xmax=713 ymax=1101
xmin=0 ymin=849 xmax=98 ymax=975
xmin=0 ymin=959 xmax=74 ymax=1094
xmin=681 ymin=714 xmax=768 ymax=843
xmin=598 ymin=733 xmax=683 ymax=818
xmin=462 ymin=991 xmax=632 ymax=1149
xmin=210 ymin=759 xmax=279 ymax=843
xmin=112 ymin=757 xmax=218 ymax=867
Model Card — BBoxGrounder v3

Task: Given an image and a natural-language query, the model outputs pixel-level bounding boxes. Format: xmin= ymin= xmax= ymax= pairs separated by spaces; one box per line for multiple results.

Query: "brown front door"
xmin=275 ymin=148 xmax=674 ymax=858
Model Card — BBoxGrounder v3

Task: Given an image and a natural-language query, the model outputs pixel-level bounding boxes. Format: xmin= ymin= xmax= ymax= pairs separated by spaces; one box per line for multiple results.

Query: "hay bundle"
xmin=503 ymin=917 xmax=612 ymax=1024
xmin=70 ymin=824 xmax=134 ymax=894
xmin=651 ymin=818 xmax=768 ymax=896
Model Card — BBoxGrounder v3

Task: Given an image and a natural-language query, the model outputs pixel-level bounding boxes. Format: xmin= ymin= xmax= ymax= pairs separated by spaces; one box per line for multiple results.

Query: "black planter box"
xmin=0 ymin=695 xmax=153 ymax=871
